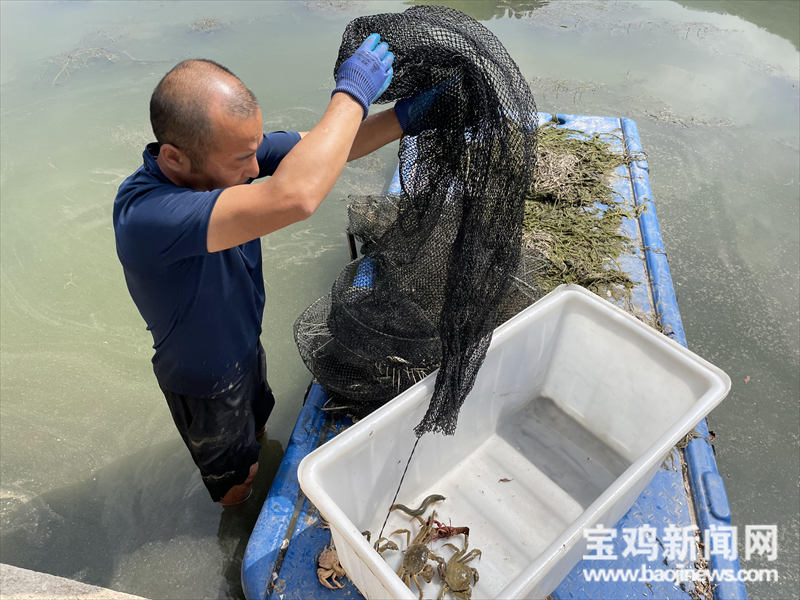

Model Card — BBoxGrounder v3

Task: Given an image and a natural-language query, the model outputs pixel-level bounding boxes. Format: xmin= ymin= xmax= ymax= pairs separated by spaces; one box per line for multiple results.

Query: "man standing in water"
xmin=114 ymin=35 xmax=407 ymax=504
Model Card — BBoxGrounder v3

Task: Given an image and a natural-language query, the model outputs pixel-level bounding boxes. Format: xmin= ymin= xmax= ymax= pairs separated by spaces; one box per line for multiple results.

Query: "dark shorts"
xmin=160 ymin=341 xmax=275 ymax=502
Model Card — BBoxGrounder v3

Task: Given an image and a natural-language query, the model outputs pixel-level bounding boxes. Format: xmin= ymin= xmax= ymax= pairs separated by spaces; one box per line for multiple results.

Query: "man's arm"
xmin=207 ymin=32 xmax=395 ymax=253
xmin=206 ymin=93 xmax=363 ymax=253
xmin=296 ymin=107 xmax=401 ymax=163
xmin=347 ymin=108 xmax=402 ymax=162
xmin=207 ymin=106 xmax=402 ymax=252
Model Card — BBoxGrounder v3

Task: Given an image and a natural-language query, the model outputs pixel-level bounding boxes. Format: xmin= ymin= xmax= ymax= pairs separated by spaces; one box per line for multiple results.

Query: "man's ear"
xmin=159 ymin=144 xmax=190 ymax=173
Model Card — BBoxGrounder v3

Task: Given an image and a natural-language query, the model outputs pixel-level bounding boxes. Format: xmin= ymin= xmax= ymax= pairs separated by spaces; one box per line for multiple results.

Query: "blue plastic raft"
xmin=242 ymin=114 xmax=746 ymax=600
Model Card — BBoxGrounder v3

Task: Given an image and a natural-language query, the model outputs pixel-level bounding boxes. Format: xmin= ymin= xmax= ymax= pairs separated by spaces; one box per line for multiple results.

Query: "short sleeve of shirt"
xmin=116 ymin=186 xmax=222 ymax=267
xmin=256 ymin=131 xmax=302 ymax=179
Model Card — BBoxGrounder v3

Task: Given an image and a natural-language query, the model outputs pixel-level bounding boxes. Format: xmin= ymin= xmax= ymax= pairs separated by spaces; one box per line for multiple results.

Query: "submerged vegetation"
xmin=524 ymin=118 xmax=646 ymax=299
xmin=189 ymin=18 xmax=230 ymax=33
xmin=42 ymin=30 xmax=174 ymax=87
xmin=43 ymin=32 xmax=120 ymax=86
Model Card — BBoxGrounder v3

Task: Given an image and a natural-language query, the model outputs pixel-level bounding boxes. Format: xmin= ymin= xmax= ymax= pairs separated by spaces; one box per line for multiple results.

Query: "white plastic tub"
xmin=298 ymin=284 xmax=730 ymax=600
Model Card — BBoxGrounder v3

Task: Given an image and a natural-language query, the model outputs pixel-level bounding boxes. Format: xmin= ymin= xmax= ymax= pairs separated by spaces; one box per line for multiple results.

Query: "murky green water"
xmin=1 ymin=1 xmax=797 ymax=598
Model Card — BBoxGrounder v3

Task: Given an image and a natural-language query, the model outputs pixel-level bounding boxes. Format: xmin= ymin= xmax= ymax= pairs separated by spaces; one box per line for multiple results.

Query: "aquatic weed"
xmin=524 ymin=117 xmax=646 ymax=300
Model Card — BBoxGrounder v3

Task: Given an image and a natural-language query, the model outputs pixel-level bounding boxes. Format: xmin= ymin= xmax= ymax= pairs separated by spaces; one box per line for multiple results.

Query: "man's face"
xmin=191 ymin=105 xmax=264 ymax=191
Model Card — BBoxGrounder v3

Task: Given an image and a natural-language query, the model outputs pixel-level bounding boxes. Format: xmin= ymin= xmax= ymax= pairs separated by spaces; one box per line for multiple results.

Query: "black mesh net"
xmin=294 ymin=5 xmax=540 ymax=436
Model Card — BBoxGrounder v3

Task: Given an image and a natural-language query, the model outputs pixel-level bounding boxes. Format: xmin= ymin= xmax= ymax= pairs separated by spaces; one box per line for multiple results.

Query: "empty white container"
xmin=298 ymin=284 xmax=730 ymax=599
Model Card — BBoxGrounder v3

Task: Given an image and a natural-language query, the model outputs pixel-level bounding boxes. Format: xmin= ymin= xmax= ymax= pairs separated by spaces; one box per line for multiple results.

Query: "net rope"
xmin=295 ymin=5 xmax=540 ymax=436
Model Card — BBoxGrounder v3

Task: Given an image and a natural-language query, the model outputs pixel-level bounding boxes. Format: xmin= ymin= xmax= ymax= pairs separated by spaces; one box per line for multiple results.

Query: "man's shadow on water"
xmin=0 ymin=435 xmax=284 ymax=600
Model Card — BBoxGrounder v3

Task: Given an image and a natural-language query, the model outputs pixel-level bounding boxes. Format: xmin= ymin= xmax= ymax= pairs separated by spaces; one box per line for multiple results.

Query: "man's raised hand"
xmin=332 ymin=33 xmax=394 ymax=120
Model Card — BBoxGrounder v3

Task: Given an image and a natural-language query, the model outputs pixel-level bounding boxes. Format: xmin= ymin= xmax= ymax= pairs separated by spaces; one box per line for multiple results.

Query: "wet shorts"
xmin=159 ymin=341 xmax=275 ymax=502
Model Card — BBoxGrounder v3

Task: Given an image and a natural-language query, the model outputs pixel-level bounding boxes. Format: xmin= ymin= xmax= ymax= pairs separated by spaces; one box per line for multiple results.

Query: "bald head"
xmin=150 ymin=59 xmax=259 ymax=171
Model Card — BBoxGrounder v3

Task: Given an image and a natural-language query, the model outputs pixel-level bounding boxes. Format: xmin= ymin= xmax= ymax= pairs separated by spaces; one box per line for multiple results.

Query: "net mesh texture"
xmin=294 ymin=5 xmax=540 ymax=437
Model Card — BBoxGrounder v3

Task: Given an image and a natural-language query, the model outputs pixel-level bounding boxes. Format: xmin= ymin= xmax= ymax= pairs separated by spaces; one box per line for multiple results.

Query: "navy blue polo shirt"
xmin=114 ymin=131 xmax=301 ymax=397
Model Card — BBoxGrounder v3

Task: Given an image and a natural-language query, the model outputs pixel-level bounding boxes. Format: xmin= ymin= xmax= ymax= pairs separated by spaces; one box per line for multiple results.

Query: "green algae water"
xmin=1 ymin=1 xmax=797 ymax=598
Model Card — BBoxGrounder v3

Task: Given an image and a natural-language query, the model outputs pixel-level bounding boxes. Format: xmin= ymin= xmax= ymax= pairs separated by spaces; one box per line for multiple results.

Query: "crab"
xmin=437 ymin=534 xmax=481 ymax=600
xmin=317 ymin=544 xmax=347 ymax=590
xmin=390 ymin=511 xmax=446 ymax=600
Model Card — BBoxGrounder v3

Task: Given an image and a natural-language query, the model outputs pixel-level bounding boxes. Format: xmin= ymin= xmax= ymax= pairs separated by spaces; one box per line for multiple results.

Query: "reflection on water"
xmin=676 ymin=0 xmax=800 ymax=49
xmin=1 ymin=1 xmax=797 ymax=599
xmin=408 ymin=0 xmax=550 ymax=21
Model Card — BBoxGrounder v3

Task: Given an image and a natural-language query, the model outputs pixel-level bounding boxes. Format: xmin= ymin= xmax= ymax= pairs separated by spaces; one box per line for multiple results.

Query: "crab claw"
xmin=317 ymin=568 xmax=345 ymax=589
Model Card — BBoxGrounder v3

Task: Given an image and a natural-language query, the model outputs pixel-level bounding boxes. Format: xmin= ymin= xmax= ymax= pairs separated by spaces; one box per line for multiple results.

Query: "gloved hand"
xmin=332 ymin=33 xmax=394 ymax=120
xmin=394 ymin=78 xmax=456 ymax=136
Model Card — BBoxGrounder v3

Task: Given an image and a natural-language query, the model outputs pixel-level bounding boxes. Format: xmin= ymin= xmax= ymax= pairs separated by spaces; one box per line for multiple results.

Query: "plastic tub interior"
xmin=298 ymin=285 xmax=731 ymax=599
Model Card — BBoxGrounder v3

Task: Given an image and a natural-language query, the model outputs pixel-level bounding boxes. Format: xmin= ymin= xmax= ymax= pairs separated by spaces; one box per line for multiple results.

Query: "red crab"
xmin=434 ymin=519 xmax=470 ymax=540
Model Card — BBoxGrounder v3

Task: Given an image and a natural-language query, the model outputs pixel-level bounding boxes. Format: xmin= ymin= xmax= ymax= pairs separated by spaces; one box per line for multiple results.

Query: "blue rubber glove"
xmin=333 ymin=33 xmax=394 ymax=120
xmin=394 ymin=78 xmax=454 ymax=136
